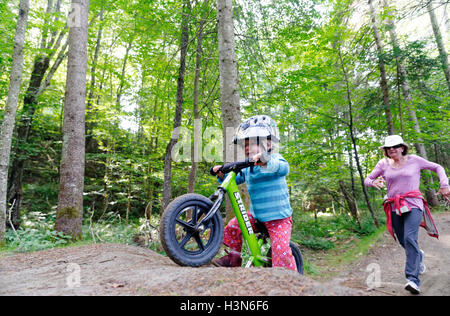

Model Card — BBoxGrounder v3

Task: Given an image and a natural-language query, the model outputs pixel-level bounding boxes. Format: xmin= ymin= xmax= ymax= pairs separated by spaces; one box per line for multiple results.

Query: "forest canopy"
xmin=0 ymin=0 xmax=449 ymax=247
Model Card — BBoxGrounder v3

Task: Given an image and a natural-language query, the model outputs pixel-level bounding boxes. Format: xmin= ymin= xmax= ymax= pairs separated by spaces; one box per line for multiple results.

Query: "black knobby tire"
xmin=289 ymin=241 xmax=304 ymax=274
xmin=160 ymin=193 xmax=224 ymax=267
xmin=267 ymin=241 xmax=304 ymax=275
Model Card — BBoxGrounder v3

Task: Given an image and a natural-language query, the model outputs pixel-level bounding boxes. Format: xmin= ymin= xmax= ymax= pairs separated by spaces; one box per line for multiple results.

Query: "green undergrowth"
xmin=1 ymin=210 xmax=163 ymax=256
xmin=303 ymin=225 xmax=386 ymax=281
xmin=291 ymin=210 xmax=387 ymax=276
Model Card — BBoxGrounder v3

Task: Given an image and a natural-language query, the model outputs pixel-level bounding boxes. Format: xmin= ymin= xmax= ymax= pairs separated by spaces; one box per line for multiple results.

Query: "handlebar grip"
xmin=210 ymin=166 xmax=224 ymax=176
xmin=209 ymin=154 xmax=270 ymax=177
xmin=210 ymin=166 xmax=218 ymax=176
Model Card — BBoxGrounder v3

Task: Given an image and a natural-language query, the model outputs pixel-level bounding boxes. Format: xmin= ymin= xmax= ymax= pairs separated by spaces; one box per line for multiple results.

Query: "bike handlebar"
xmin=209 ymin=159 xmax=254 ymax=176
xmin=209 ymin=152 xmax=271 ymax=177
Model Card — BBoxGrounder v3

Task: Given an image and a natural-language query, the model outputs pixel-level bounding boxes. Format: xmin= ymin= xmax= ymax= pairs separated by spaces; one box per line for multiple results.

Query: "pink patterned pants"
xmin=223 ymin=212 xmax=297 ymax=272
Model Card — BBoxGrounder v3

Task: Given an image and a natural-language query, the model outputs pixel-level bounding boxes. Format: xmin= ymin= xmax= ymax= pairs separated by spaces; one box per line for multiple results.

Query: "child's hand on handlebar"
xmin=213 ymin=165 xmax=225 ymax=179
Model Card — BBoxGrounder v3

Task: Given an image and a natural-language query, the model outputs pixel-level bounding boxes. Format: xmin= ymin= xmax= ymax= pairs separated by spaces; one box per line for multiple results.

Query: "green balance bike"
xmin=159 ymin=158 xmax=304 ymax=274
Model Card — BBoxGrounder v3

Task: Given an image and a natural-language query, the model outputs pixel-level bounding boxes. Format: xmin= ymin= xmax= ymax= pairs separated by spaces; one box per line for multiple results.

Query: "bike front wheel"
xmin=160 ymin=193 xmax=224 ymax=267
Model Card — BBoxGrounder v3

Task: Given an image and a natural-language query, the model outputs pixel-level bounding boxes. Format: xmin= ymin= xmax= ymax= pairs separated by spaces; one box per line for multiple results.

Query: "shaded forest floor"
xmin=1 ymin=212 xmax=449 ymax=296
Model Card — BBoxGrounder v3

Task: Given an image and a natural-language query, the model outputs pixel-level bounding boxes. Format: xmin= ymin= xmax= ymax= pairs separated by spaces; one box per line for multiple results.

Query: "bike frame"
xmin=218 ymin=171 xmax=268 ymax=267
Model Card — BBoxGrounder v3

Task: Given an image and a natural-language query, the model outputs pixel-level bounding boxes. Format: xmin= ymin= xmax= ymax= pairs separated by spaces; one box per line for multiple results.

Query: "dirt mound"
xmin=2 ymin=212 xmax=448 ymax=296
xmin=0 ymin=243 xmax=361 ymax=296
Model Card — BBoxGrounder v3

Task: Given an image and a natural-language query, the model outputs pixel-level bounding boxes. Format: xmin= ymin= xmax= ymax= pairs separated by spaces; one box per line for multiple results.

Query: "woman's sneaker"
xmin=419 ymin=249 xmax=426 ymax=275
xmin=405 ymin=280 xmax=421 ymax=295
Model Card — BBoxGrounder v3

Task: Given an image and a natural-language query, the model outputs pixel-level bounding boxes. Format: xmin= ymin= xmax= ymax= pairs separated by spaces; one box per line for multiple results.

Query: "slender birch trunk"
xmin=8 ymin=0 xmax=67 ymax=227
xmin=337 ymin=45 xmax=379 ymax=228
xmin=86 ymin=7 xmax=104 ymax=153
xmin=427 ymin=0 xmax=450 ymax=92
xmin=0 ymin=0 xmax=30 ymax=245
xmin=188 ymin=8 xmax=206 ymax=194
xmin=368 ymin=0 xmax=395 ymax=135
xmin=162 ymin=0 xmax=190 ymax=210
xmin=382 ymin=0 xmax=439 ymax=206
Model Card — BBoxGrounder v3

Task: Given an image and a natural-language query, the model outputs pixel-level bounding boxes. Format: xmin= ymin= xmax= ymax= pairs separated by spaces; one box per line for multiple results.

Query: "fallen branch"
xmin=89 ymin=203 xmax=96 ymax=243
xmin=7 ymin=199 xmax=20 ymax=241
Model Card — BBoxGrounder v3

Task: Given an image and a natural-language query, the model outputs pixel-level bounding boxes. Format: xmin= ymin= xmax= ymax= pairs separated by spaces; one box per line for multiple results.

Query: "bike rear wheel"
xmin=160 ymin=193 xmax=224 ymax=267
xmin=267 ymin=241 xmax=304 ymax=274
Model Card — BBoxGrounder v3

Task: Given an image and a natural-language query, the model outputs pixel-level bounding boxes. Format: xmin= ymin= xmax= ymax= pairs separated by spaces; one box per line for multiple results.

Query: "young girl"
xmin=211 ymin=115 xmax=297 ymax=272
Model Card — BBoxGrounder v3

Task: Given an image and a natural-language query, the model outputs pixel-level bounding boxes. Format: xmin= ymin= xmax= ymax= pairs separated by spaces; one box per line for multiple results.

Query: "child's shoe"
xmin=212 ymin=250 xmax=242 ymax=267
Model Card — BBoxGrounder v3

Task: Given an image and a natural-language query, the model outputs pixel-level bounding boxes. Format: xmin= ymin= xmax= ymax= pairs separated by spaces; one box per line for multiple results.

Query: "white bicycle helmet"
xmin=233 ymin=115 xmax=280 ymax=144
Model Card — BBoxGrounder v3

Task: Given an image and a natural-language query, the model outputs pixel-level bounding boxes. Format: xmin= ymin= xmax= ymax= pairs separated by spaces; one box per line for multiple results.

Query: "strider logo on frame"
xmin=233 ymin=192 xmax=254 ymax=235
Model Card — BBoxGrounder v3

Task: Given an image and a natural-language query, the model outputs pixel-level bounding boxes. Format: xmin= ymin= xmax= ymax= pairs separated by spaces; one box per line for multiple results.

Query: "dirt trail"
xmin=1 ymin=212 xmax=449 ymax=296
xmin=337 ymin=212 xmax=450 ymax=296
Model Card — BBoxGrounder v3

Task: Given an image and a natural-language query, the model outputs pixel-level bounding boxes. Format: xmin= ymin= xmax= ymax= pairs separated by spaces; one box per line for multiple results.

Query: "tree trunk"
xmin=339 ymin=180 xmax=361 ymax=229
xmin=86 ymin=6 xmax=104 ymax=153
xmin=427 ymin=0 xmax=450 ymax=92
xmin=7 ymin=55 xmax=51 ymax=228
xmin=7 ymin=1 xmax=68 ymax=227
xmin=217 ymin=0 xmax=241 ymax=163
xmin=55 ymin=0 xmax=89 ymax=240
xmin=116 ymin=34 xmax=134 ymax=109
xmin=188 ymin=8 xmax=206 ymax=194
xmin=0 ymin=0 xmax=30 ymax=245
xmin=368 ymin=0 xmax=395 ymax=135
xmin=395 ymin=61 xmax=405 ymax=136
xmin=382 ymin=0 xmax=439 ymax=207
xmin=347 ymin=143 xmax=357 ymax=200
xmin=217 ymin=0 xmax=250 ymax=221
xmin=162 ymin=0 xmax=190 ymax=210
xmin=337 ymin=45 xmax=379 ymax=228
xmin=444 ymin=2 xmax=449 ymax=42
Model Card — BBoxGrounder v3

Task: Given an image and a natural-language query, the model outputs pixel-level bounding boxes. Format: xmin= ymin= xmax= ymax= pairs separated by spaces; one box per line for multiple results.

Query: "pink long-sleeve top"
xmin=364 ymin=154 xmax=449 ymax=211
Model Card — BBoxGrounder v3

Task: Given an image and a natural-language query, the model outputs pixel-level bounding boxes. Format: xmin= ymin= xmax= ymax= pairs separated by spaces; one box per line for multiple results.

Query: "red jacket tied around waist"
xmin=383 ymin=190 xmax=439 ymax=240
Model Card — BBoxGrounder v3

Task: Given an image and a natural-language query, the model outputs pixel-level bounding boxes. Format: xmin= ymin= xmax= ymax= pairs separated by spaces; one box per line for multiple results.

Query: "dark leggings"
xmin=391 ymin=208 xmax=423 ymax=286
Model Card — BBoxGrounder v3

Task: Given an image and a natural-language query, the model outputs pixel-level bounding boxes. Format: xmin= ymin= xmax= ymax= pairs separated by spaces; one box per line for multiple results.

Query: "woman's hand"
xmin=437 ymin=187 xmax=450 ymax=202
xmin=213 ymin=165 xmax=224 ymax=179
xmin=372 ymin=177 xmax=385 ymax=190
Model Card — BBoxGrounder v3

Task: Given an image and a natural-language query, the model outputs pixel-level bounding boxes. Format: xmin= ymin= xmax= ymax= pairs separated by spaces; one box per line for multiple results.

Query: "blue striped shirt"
xmin=219 ymin=153 xmax=293 ymax=222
